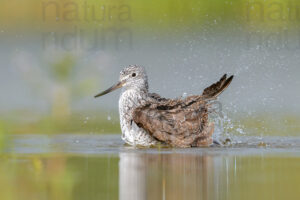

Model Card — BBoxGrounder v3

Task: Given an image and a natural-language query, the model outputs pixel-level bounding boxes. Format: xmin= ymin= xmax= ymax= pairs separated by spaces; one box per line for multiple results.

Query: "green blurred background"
xmin=0 ymin=0 xmax=300 ymax=137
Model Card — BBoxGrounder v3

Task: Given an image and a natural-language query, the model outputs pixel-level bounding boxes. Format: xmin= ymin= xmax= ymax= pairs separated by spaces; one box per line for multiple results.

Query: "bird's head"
xmin=94 ymin=65 xmax=148 ymax=98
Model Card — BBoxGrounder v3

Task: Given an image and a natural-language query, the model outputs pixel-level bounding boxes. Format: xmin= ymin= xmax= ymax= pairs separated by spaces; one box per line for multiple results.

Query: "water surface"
xmin=1 ymin=134 xmax=300 ymax=200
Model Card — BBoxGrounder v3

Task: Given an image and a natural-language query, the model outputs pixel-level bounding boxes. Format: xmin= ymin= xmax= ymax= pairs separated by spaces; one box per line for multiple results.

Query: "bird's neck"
xmin=123 ymin=83 xmax=149 ymax=93
xmin=119 ymin=88 xmax=148 ymax=118
xmin=119 ymin=88 xmax=148 ymax=108
xmin=119 ymin=88 xmax=147 ymax=134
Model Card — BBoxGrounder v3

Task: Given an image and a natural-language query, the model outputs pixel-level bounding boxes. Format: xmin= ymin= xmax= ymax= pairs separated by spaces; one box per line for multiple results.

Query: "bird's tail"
xmin=202 ymin=74 xmax=234 ymax=98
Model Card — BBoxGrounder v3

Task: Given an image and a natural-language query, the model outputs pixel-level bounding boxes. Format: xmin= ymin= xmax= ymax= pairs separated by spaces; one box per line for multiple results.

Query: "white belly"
xmin=118 ymin=89 xmax=157 ymax=146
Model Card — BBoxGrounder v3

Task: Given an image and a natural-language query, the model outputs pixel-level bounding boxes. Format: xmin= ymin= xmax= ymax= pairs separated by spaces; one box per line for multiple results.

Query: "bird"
xmin=94 ymin=65 xmax=233 ymax=148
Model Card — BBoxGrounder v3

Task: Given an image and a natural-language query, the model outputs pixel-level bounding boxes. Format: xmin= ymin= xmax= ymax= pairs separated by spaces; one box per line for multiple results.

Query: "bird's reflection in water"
xmin=119 ymin=152 xmax=226 ymax=200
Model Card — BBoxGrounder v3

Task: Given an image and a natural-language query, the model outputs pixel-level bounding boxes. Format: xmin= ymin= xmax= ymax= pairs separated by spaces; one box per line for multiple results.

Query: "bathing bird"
xmin=95 ymin=65 xmax=233 ymax=147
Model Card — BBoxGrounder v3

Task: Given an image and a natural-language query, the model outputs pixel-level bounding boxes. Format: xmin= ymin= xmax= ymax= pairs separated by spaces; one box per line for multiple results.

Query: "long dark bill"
xmin=94 ymin=81 xmax=124 ymax=98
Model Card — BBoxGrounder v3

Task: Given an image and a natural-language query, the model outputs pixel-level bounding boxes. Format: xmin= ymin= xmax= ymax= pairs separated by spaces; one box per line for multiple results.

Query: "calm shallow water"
xmin=1 ymin=134 xmax=300 ymax=200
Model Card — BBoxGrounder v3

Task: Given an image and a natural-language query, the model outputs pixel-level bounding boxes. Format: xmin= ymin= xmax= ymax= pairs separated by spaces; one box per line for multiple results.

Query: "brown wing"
xmin=147 ymin=74 xmax=234 ymax=111
xmin=202 ymin=74 xmax=234 ymax=98
xmin=148 ymin=93 xmax=168 ymax=102
xmin=133 ymin=74 xmax=233 ymax=147
xmin=133 ymin=100 xmax=213 ymax=147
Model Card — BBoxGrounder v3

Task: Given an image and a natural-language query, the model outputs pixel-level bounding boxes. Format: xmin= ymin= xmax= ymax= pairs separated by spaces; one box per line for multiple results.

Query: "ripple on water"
xmin=2 ymin=134 xmax=300 ymax=156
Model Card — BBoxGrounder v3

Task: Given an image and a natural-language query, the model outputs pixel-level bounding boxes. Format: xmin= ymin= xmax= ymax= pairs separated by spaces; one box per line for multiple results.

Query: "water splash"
xmin=211 ymin=110 xmax=246 ymax=145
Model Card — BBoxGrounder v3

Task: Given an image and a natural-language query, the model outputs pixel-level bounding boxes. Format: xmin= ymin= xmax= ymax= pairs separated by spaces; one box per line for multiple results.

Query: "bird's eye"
xmin=132 ymin=73 xmax=136 ymax=77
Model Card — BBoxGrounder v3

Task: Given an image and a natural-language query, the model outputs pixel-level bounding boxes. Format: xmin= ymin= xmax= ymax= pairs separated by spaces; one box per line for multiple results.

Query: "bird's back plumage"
xmin=132 ymin=74 xmax=233 ymax=147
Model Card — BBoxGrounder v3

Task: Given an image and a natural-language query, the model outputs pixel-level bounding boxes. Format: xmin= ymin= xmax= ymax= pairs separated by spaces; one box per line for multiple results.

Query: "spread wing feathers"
xmin=132 ymin=74 xmax=234 ymax=147
xmin=147 ymin=93 xmax=209 ymax=111
xmin=202 ymin=74 xmax=234 ymax=98
xmin=148 ymin=74 xmax=234 ymax=111
xmin=133 ymin=102 xmax=214 ymax=147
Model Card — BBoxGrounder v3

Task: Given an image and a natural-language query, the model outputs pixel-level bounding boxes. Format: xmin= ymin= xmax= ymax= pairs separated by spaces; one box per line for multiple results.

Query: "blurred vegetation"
xmin=51 ymin=55 xmax=75 ymax=82
xmin=11 ymin=52 xmax=106 ymax=134
xmin=0 ymin=121 xmax=6 ymax=150
xmin=239 ymin=113 xmax=300 ymax=136
xmin=2 ymin=50 xmax=114 ymax=136
xmin=1 ymin=0 xmax=299 ymax=33
xmin=0 ymin=111 xmax=120 ymax=134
